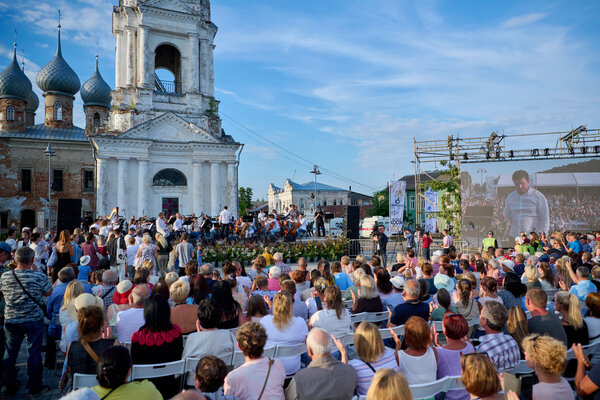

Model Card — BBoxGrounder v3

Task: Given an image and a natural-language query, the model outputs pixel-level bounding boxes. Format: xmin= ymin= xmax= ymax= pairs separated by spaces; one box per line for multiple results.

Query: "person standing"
xmin=219 ymin=206 xmax=232 ymax=238
xmin=442 ymin=229 xmax=453 ymax=254
xmin=482 ymin=231 xmax=499 ymax=251
xmin=314 ymin=208 xmax=326 ymax=237
xmin=374 ymin=225 xmax=388 ymax=267
xmin=175 ymin=233 xmax=194 ymax=274
xmin=421 ymin=232 xmax=433 ymax=261
xmin=1 ymin=246 xmax=52 ymax=396
xmin=107 ymin=228 xmax=127 ymax=282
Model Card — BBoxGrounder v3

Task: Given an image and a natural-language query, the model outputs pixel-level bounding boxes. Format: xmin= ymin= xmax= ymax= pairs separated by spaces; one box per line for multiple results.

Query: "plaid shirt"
xmin=476 ymin=332 xmax=520 ymax=371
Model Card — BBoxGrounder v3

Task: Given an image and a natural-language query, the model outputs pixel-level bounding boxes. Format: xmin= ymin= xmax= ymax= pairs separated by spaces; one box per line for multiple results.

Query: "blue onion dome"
xmin=0 ymin=43 xmax=32 ymax=101
xmin=36 ymin=26 xmax=80 ymax=96
xmin=81 ymin=56 xmax=111 ymax=107
xmin=25 ymin=89 xmax=39 ymax=112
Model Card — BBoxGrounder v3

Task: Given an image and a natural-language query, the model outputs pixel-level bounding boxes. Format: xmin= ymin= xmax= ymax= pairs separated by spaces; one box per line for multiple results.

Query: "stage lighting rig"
xmin=561 ymin=125 xmax=586 ymax=144
xmin=531 ymin=149 xmax=539 ymax=157
xmin=543 ymin=148 xmax=550 ymax=156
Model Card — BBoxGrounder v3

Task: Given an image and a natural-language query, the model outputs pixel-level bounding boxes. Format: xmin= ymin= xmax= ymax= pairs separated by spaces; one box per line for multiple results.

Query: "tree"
xmin=369 ymin=189 xmax=389 ymax=217
xmin=422 ymin=160 xmax=461 ymax=238
xmin=238 ymin=187 xmax=253 ymax=216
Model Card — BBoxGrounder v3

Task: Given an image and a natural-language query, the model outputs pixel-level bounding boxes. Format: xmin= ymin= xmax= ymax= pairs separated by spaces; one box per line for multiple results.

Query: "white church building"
xmin=92 ymin=0 xmax=241 ymax=218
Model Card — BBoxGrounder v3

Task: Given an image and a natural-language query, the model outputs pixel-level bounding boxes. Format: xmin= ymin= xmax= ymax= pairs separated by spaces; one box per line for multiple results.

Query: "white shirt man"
xmin=258 ymin=211 xmax=266 ymax=222
xmin=503 ymin=170 xmax=549 ymax=237
xmin=156 ymin=213 xmax=169 ymax=237
xmin=219 ymin=207 xmax=232 ymax=225
xmin=173 ymin=214 xmax=184 ymax=232
xmin=299 ymin=216 xmax=307 ymax=231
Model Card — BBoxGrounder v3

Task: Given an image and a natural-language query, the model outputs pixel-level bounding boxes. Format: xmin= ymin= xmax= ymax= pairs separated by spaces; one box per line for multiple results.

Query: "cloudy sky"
xmin=1 ymin=0 xmax=599 ymax=199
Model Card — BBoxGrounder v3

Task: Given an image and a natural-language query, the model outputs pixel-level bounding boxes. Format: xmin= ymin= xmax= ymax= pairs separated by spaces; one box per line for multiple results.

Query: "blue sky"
xmin=1 ymin=0 xmax=600 ymax=200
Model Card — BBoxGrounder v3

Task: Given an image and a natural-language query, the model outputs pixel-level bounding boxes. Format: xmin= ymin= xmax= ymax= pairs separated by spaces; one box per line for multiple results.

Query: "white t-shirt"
xmin=114 ymin=307 xmax=145 ymax=343
xmin=236 ymin=276 xmax=252 ymax=290
xmin=99 ymin=226 xmax=110 ymax=238
xmin=310 ymin=308 xmax=351 ymax=339
xmin=126 ymin=243 xmax=139 ymax=266
xmin=260 ymin=314 xmax=308 ymax=375
xmin=397 ymin=347 xmax=437 ymax=385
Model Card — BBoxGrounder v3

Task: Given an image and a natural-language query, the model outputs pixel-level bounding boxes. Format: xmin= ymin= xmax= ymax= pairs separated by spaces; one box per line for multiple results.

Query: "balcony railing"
xmin=154 ymin=73 xmax=182 ymax=94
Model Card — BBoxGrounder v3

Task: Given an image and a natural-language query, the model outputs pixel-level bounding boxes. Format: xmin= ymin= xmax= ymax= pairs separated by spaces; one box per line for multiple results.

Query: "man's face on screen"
xmin=513 ymin=177 xmax=530 ymax=195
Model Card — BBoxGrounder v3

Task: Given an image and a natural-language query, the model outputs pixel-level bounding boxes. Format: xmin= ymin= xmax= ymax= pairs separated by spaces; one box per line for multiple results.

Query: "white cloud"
xmin=502 ymin=12 xmax=548 ymax=28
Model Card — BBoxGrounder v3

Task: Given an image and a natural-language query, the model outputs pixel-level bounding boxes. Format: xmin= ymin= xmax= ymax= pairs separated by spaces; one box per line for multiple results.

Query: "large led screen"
xmin=460 ymin=158 xmax=600 ymax=248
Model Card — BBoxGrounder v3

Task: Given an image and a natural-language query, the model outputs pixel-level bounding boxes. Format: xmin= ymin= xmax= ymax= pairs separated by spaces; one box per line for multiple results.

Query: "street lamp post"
xmin=310 ymin=165 xmax=321 ymax=213
xmin=44 ymin=143 xmax=55 ymax=232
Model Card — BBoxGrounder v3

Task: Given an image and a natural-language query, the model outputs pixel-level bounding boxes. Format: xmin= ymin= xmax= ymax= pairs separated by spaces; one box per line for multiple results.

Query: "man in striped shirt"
xmin=476 ymin=302 xmax=520 ymax=371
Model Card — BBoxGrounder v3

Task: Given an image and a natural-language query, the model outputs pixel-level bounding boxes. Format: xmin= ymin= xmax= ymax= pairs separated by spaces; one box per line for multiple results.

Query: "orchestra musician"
xmin=156 ymin=212 xmax=170 ymax=238
xmin=266 ymin=214 xmax=280 ymax=237
xmin=297 ymin=213 xmax=307 ymax=238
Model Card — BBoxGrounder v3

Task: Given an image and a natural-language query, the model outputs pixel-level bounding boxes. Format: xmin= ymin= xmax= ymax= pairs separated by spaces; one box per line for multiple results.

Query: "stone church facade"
xmin=0 ymin=0 xmax=240 ymax=230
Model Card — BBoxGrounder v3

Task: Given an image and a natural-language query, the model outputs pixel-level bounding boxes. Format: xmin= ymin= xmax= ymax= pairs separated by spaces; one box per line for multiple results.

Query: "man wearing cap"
xmin=482 ymin=231 xmax=498 ymax=251
xmin=45 ymin=266 xmax=76 ymax=369
xmin=383 ymin=276 xmax=405 ymax=311
xmin=1 ymin=246 xmax=53 ymax=396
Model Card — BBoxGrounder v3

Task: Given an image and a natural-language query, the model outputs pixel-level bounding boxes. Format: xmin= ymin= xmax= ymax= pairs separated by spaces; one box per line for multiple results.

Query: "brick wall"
xmin=43 ymin=94 xmax=74 ymax=129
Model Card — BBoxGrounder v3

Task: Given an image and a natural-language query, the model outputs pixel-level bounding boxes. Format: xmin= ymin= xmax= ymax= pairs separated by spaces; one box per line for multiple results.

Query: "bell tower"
xmin=110 ymin=0 xmax=222 ymax=135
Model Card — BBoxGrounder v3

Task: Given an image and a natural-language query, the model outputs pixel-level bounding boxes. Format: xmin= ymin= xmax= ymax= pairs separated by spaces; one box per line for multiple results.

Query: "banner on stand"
xmin=389 ymin=181 xmax=406 ymax=234
xmin=424 ymin=189 xmax=438 ymax=233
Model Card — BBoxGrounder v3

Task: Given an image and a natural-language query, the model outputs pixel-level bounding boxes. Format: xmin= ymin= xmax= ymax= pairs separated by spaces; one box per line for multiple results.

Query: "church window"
xmin=93 ymin=113 xmax=100 ymax=127
xmin=54 ymin=102 xmax=63 ymax=121
xmin=6 ymin=106 xmax=14 ymax=121
xmin=153 ymin=169 xmax=187 ymax=186
xmin=21 ymin=169 xmax=31 ymax=192
xmin=83 ymin=170 xmax=94 ymax=192
xmin=339 ymin=198 xmax=344 ymax=205
xmin=53 ymin=169 xmax=64 ymax=191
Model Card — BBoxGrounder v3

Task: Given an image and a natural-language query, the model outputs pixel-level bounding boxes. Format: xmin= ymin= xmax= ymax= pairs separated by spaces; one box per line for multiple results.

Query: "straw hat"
xmin=67 ymin=293 xmax=104 ymax=321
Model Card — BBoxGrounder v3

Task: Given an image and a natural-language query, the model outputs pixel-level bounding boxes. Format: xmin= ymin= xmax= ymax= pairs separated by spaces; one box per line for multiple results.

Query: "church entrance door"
xmin=162 ymin=198 xmax=179 ymax=218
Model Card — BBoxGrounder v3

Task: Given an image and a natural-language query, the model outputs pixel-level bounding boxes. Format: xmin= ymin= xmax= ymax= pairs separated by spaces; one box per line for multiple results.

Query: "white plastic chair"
xmin=379 ymin=325 xmax=404 ymax=340
xmin=182 ymin=334 xmax=189 ymax=347
xmin=131 ymin=359 xmax=185 ymax=381
xmin=274 ymin=343 xmax=307 ymax=358
xmin=365 ymin=311 xmax=389 ymax=323
xmin=73 ymin=373 xmax=98 ymax=390
xmin=344 ymin=300 xmax=354 ymax=310
xmin=339 ymin=332 xmax=355 ymax=347
xmin=410 ymin=376 xmax=450 ymax=399
xmin=350 ymin=312 xmax=367 ymax=324
xmin=445 ymin=375 xmax=464 ymax=392
xmin=232 ymin=346 xmax=276 ymax=368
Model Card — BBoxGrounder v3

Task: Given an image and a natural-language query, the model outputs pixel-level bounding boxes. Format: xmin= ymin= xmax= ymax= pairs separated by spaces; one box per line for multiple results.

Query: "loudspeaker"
xmin=343 ymin=205 xmax=360 ymax=239
xmin=57 ymin=199 xmax=82 ymax=233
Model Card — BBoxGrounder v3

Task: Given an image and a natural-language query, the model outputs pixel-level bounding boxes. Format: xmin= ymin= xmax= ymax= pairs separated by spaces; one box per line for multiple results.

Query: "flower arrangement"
xmin=199 ymin=237 xmax=349 ymax=266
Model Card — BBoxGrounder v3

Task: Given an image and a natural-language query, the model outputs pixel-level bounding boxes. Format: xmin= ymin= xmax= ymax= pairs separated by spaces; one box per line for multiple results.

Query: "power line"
xmin=220 ymin=111 xmax=380 ymax=191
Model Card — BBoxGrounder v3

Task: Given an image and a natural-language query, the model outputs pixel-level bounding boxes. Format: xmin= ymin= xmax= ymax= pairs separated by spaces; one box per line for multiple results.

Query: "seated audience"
xmin=309 ymin=285 xmax=351 ymax=340
xmin=305 ymin=277 xmax=328 ymax=318
xmin=182 ymin=299 xmax=234 ymax=386
xmin=433 ymin=313 xmax=474 ymax=400
xmin=586 ymin=292 xmax=600 ymax=341
xmin=366 ymin=369 xmax=412 ymax=400
xmin=212 ymin=280 xmax=244 ymax=329
xmin=193 ymin=355 xmax=233 ymax=400
xmin=280 ymin=279 xmax=308 ymax=320
xmin=333 ymin=321 xmax=397 ymax=395
xmin=388 ymin=280 xmax=429 ymax=327
xmin=430 ymin=288 xmax=456 ymax=321
xmin=554 ymin=290 xmax=589 ymax=347
xmin=566 ymin=266 xmax=597 ymax=301
xmin=268 ymin=266 xmax=282 ymax=291
xmin=524 ymin=265 xmax=542 ymax=290
xmin=525 ymin=288 xmax=568 ymax=345
xmin=59 ymin=280 xmax=85 ymax=348
xmin=290 ymin=270 xmax=309 ymax=296
xmin=92 ymin=345 xmax=162 ymax=399
xmin=188 ymin=274 xmax=210 ymax=304
xmin=261 ymin=292 xmax=308 ymax=375
xmin=476 ymin=302 xmax=520 ymax=371
xmin=343 ymin=269 xmax=364 ymax=301
xmin=461 ymin=353 xmax=502 ymax=400
xmin=454 ymin=279 xmax=479 ymax=320
xmin=382 ymin=276 xmax=404 ymax=311
xmin=538 ymin=262 xmax=555 ymax=290
xmin=394 ymin=316 xmax=437 ymax=385
xmin=246 ymin=295 xmax=268 ymax=323
xmin=170 ymin=280 xmax=199 ymax=334
xmin=286 ymin=328 xmax=357 ymax=400
xmin=478 ymin=276 xmax=503 ymax=310
xmin=250 ymin=275 xmax=278 ymax=301
xmin=573 ymin=342 xmax=600 ymax=398
xmin=507 ymin=306 xmax=529 ymax=357
xmin=351 ymin=275 xmax=383 ymax=314
xmin=497 ymin=272 xmax=527 ymax=310
xmin=106 ymin=280 xmax=133 ymax=327
xmin=332 ymin=261 xmax=353 ymax=291
xmin=64 ymin=297 xmax=113 ymax=382
xmin=131 ymin=294 xmax=183 ymax=398
xmin=374 ymin=268 xmax=394 ymax=299
xmin=421 ymin=262 xmax=437 ymax=295
xmin=224 ymin=322 xmax=286 ymax=399
xmin=247 ymin=256 xmax=268 ymax=281
xmin=114 ymin=284 xmax=150 ymax=343
xmin=522 ymin=333 xmax=572 ymax=399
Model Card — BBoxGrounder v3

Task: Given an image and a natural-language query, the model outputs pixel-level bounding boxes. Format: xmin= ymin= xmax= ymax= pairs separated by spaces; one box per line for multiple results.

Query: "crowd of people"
xmin=1 ymin=222 xmax=600 ymax=399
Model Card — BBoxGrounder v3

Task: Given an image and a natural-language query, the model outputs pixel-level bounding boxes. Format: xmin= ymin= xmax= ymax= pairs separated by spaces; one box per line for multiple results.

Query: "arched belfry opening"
xmin=154 ymin=44 xmax=181 ymax=94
